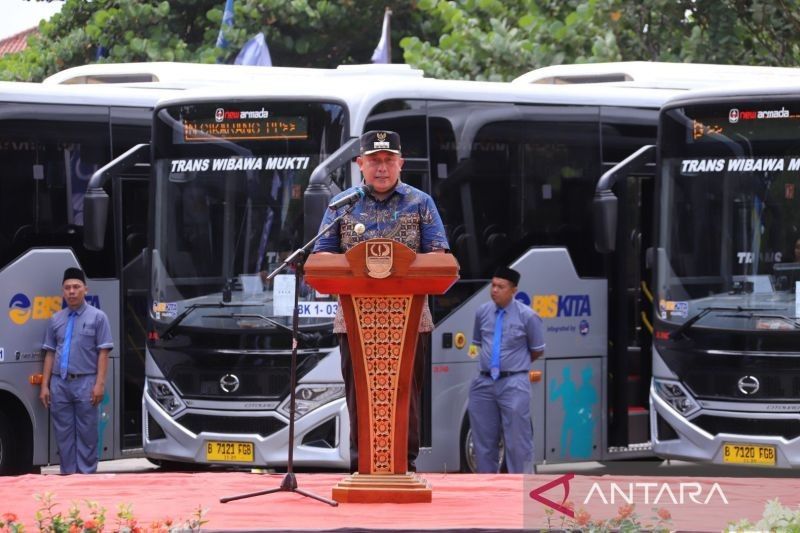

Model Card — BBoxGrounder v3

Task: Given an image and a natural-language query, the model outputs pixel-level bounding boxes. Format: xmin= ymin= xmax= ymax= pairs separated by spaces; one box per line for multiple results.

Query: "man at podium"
xmin=313 ymin=130 xmax=449 ymax=471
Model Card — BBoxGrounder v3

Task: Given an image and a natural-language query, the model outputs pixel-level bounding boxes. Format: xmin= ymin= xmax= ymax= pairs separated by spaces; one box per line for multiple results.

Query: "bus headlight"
xmin=278 ymin=384 xmax=345 ymax=419
xmin=146 ymin=378 xmax=186 ymax=416
xmin=654 ymin=379 xmax=699 ymax=417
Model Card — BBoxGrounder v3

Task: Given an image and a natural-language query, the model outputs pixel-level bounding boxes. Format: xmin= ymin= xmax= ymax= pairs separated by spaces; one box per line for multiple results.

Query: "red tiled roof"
xmin=0 ymin=27 xmax=39 ymax=57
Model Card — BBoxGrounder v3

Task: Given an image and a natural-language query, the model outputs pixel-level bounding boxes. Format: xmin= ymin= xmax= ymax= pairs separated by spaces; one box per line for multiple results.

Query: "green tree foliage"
xmin=0 ymin=0 xmax=430 ymax=81
xmin=5 ymin=0 xmax=800 ymax=83
xmin=401 ymin=0 xmax=800 ymax=81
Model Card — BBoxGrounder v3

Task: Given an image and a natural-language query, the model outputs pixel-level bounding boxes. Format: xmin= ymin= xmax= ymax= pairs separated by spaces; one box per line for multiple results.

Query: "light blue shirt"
xmin=473 ymin=299 xmax=545 ymax=373
xmin=43 ymin=302 xmax=113 ymax=375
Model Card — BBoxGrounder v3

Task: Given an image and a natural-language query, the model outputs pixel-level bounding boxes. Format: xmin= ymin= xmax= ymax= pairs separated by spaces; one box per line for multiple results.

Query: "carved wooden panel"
xmin=353 ymin=295 xmax=412 ymax=473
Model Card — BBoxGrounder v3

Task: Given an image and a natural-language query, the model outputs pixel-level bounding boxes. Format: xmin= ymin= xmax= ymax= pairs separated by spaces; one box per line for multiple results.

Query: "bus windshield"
xmin=657 ymin=100 xmax=800 ymax=331
xmin=151 ymin=100 xmax=346 ymax=332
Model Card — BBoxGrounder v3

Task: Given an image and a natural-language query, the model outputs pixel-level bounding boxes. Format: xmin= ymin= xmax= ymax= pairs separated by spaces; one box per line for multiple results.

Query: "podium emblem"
xmin=365 ymin=241 xmax=393 ymax=278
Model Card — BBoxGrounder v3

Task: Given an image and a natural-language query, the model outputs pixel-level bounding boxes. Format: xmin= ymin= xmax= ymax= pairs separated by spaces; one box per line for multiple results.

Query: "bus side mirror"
xmin=83 ymin=187 xmax=109 ymax=251
xmin=303 ymin=183 xmax=332 ymax=243
xmin=593 ymin=190 xmax=617 ymax=253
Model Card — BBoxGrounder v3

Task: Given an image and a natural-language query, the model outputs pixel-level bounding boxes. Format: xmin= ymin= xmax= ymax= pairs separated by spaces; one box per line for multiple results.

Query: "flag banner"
xmin=370 ymin=9 xmax=391 ymax=63
xmin=235 ymin=32 xmax=272 ymax=66
xmin=216 ymin=0 xmax=235 ymax=50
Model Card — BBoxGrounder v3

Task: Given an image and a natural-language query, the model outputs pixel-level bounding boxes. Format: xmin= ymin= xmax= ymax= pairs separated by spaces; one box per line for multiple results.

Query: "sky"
xmin=0 ymin=0 xmax=63 ymax=40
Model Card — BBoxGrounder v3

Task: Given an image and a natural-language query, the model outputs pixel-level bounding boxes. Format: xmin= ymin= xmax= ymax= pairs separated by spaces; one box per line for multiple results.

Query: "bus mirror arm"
xmin=84 ymin=143 xmax=151 ymax=251
xmin=303 ymin=138 xmax=361 ymax=242
xmin=593 ymin=144 xmax=656 ymax=254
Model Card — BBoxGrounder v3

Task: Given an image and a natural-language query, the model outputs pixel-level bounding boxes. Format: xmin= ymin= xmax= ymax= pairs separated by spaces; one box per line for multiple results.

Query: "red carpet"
xmin=1 ymin=472 xmax=798 ymax=531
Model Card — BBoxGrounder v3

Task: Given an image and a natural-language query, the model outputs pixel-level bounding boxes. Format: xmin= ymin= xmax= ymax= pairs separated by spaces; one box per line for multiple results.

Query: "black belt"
xmin=480 ymin=370 xmax=527 ymax=378
xmin=60 ymin=373 xmax=93 ymax=380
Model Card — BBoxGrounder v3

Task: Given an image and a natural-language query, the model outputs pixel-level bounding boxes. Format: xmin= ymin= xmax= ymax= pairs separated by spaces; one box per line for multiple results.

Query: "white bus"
xmin=596 ymin=82 xmax=800 ymax=468
xmin=78 ymin=64 xmax=689 ymax=471
xmin=0 ymin=81 xmax=183 ymax=474
xmin=78 ymin=61 xmax=800 ymax=471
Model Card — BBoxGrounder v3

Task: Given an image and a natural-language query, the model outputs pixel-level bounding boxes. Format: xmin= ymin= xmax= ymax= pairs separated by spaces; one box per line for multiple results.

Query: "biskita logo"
xmin=532 ymin=294 xmax=591 ymax=319
xmin=529 ymin=473 xmax=575 ymax=518
xmin=8 ymin=293 xmax=100 ymax=325
xmin=729 ymin=108 xmax=739 ymax=123
xmin=215 ymin=108 xmax=224 ymax=123
xmin=8 ymin=293 xmax=32 ymax=325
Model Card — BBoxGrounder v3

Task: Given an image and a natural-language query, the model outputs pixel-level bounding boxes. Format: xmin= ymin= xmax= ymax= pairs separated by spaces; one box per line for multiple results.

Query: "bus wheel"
xmin=460 ymin=418 xmax=505 ymax=473
xmin=0 ymin=411 xmax=25 ymax=475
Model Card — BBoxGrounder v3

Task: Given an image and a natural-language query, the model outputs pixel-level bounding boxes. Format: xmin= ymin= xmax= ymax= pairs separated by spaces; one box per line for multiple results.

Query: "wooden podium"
xmin=305 ymin=239 xmax=458 ymax=503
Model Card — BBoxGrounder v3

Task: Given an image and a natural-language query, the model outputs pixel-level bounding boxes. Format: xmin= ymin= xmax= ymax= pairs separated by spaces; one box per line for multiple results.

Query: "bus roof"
xmin=0 ymin=80 xmax=182 ymax=107
xmin=43 ymin=61 xmax=425 ymax=86
xmin=660 ymin=81 xmax=800 ymax=109
xmin=513 ymin=61 xmax=800 ymax=90
xmin=153 ymin=72 xmax=687 ymax=133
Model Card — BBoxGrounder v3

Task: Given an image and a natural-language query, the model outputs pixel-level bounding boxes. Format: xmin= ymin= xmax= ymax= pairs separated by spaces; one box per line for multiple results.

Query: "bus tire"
xmin=460 ymin=417 xmax=506 ymax=473
xmin=0 ymin=410 xmax=31 ymax=475
xmin=460 ymin=418 xmax=477 ymax=472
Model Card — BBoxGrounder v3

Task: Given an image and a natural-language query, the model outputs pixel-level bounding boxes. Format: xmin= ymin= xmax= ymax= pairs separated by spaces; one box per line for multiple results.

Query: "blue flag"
xmin=371 ymin=9 xmax=392 ymax=63
xmin=235 ymin=33 xmax=273 ymax=66
xmin=216 ymin=0 xmax=235 ymax=50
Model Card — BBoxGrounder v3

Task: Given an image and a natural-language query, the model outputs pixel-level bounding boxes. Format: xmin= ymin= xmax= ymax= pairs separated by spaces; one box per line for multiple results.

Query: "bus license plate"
xmin=722 ymin=443 xmax=776 ymax=466
xmin=206 ymin=441 xmax=254 ymax=463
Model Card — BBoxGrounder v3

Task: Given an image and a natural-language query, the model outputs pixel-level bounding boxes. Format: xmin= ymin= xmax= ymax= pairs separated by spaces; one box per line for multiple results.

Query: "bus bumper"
xmin=651 ymin=383 xmax=800 ymax=468
xmin=142 ymin=388 xmax=350 ymax=469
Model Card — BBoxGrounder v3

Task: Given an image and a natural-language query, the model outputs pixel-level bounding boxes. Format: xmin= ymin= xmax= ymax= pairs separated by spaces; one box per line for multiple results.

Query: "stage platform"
xmin=2 ymin=471 xmax=798 ymax=531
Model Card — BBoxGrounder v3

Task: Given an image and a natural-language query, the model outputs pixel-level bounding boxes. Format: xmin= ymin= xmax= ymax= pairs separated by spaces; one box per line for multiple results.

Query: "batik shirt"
xmin=313 ymin=182 xmax=449 ymax=333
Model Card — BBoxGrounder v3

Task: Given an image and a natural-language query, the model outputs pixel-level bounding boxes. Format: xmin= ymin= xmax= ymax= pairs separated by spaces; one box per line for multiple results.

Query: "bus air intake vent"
xmin=691 ymin=415 xmax=800 ymax=440
xmin=177 ymin=413 xmax=287 ymax=438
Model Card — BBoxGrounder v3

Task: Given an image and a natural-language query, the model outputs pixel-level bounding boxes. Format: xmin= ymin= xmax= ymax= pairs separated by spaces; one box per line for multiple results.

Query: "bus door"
xmin=599 ymin=109 xmax=659 ymax=456
xmin=110 ymin=107 xmax=152 ymax=452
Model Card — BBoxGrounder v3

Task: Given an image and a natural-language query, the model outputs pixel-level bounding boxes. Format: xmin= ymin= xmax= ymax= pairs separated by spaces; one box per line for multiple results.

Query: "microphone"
xmin=327 ymin=184 xmax=373 ymax=210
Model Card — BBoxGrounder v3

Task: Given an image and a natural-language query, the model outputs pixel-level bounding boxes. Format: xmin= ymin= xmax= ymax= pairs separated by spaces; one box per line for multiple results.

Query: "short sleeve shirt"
xmin=313 ymin=182 xmax=449 ymax=333
xmin=472 ymin=299 xmax=545 ymax=373
xmin=43 ymin=302 xmax=114 ymax=375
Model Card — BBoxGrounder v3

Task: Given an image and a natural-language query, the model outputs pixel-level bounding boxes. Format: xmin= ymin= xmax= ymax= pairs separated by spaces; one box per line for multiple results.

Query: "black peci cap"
xmin=63 ymin=267 xmax=86 ymax=285
xmin=360 ymin=130 xmax=401 ymax=155
xmin=493 ymin=266 xmax=520 ymax=286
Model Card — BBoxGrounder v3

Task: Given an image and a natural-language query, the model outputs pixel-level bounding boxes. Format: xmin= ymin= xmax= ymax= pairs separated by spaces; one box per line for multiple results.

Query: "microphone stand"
xmin=221 ymin=201 xmax=359 ymax=506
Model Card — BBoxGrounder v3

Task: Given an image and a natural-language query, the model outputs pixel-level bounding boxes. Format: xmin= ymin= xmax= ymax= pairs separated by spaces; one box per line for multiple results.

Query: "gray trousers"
xmin=50 ymin=374 xmax=98 ymax=474
xmin=468 ymin=372 xmax=533 ymax=473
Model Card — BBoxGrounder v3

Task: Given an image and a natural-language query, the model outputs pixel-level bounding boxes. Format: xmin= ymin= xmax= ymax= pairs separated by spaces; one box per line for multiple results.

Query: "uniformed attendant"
xmin=468 ymin=266 xmax=545 ymax=473
xmin=40 ymin=268 xmax=113 ymax=474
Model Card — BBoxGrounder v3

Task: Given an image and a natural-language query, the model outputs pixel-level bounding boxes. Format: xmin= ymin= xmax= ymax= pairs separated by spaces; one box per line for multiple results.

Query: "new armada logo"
xmin=219 ymin=374 xmax=240 ymax=393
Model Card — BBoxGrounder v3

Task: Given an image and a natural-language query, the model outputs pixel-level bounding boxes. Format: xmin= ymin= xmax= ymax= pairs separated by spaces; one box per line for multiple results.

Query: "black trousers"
xmin=338 ymin=332 xmax=429 ymax=473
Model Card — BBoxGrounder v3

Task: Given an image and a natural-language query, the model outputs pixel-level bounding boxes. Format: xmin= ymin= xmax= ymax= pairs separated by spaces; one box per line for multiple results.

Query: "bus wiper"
xmin=668 ymin=306 xmax=776 ymax=340
xmin=204 ymin=313 xmax=294 ymax=334
xmin=715 ymin=313 xmax=800 ymax=330
xmin=160 ymin=302 xmax=262 ymax=339
xmin=205 ymin=313 xmax=326 ymax=345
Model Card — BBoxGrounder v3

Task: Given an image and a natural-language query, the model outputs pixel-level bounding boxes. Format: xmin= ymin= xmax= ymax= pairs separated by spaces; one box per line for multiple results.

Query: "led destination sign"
xmin=687 ymin=103 xmax=800 ymax=143
xmin=182 ymin=112 xmax=308 ymax=142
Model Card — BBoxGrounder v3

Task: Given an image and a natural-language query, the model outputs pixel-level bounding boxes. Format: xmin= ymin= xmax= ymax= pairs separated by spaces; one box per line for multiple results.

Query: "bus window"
xmin=365 ymin=99 xmax=428 ymax=159
xmin=0 ymin=113 xmax=113 ymax=277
